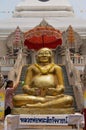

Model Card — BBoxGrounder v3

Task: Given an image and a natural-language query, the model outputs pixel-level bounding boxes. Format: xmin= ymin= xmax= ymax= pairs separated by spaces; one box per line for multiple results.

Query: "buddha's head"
xmin=36 ymin=48 xmax=53 ymax=64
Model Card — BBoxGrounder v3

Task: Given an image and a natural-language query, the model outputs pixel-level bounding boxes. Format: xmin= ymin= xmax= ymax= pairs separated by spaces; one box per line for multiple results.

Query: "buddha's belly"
xmin=30 ymin=75 xmax=56 ymax=89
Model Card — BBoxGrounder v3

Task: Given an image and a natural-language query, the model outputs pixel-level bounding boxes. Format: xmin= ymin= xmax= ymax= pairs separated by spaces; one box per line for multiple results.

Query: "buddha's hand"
xmin=22 ymin=85 xmax=36 ymax=95
xmin=47 ymin=86 xmax=64 ymax=96
xmin=56 ymin=85 xmax=64 ymax=94
xmin=47 ymin=88 xmax=58 ymax=96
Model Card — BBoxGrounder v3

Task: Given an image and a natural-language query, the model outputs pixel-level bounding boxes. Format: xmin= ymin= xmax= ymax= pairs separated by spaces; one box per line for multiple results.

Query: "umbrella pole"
xmin=42 ymin=35 xmax=44 ymax=47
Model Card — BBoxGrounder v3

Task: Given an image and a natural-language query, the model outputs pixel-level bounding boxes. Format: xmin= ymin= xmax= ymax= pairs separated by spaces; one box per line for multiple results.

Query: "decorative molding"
xmin=6 ymin=26 xmax=24 ymax=57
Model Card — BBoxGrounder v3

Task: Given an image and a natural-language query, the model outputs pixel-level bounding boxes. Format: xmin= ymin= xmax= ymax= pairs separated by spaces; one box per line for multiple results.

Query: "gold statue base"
xmin=12 ymin=107 xmax=75 ymax=114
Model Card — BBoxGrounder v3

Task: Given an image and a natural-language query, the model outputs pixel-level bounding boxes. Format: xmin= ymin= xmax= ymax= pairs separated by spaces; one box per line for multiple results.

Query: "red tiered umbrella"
xmin=24 ymin=22 xmax=62 ymax=50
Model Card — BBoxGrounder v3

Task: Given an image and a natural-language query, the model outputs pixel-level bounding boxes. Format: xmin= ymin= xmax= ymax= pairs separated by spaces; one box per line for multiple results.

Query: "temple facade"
xmin=0 ymin=0 xmax=86 ymax=114
xmin=0 ymin=0 xmax=86 ymax=78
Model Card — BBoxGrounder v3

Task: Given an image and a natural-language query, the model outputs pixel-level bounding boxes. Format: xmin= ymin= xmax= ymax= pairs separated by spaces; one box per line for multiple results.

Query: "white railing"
xmin=71 ymin=55 xmax=86 ymax=65
xmin=0 ymin=55 xmax=85 ymax=67
xmin=0 ymin=57 xmax=15 ymax=66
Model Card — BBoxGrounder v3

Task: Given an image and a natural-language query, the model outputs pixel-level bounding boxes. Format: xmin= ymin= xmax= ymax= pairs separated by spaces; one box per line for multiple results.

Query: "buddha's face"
xmin=37 ymin=48 xmax=52 ymax=63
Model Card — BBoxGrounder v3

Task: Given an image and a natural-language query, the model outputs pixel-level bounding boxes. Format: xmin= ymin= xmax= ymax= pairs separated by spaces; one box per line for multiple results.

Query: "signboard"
xmin=0 ymin=88 xmax=5 ymax=120
xmin=4 ymin=114 xmax=84 ymax=130
xmin=19 ymin=114 xmax=69 ymax=125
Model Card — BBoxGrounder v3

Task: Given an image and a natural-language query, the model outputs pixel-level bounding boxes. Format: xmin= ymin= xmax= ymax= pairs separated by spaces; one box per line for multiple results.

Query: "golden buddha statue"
xmin=13 ymin=48 xmax=74 ymax=114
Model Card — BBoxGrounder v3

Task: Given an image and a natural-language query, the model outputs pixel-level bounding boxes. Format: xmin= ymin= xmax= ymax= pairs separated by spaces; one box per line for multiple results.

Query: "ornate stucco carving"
xmin=6 ymin=26 xmax=24 ymax=56
xmin=62 ymin=25 xmax=82 ymax=53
